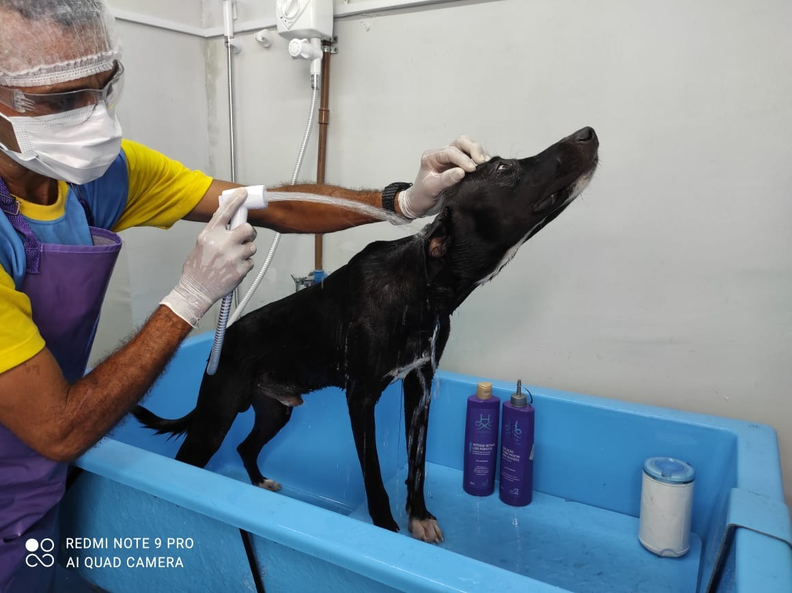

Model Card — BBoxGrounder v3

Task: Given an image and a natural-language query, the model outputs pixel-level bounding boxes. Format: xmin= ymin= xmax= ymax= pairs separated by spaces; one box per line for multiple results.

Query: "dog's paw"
xmin=256 ymin=478 xmax=282 ymax=492
xmin=408 ymin=517 xmax=444 ymax=543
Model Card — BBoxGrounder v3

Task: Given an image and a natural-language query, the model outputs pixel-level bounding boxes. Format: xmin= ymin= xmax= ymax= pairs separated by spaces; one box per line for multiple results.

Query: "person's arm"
xmin=183 ymin=136 xmax=491 ymax=231
xmin=0 ymin=307 xmax=191 ymax=461
xmin=0 ymin=190 xmax=255 ymax=461
xmin=184 ymin=180 xmax=387 ymax=233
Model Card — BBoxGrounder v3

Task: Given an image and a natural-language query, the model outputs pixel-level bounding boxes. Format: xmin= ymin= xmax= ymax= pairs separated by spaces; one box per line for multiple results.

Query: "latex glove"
xmin=161 ymin=188 xmax=257 ymax=327
xmin=398 ymin=135 xmax=491 ymax=219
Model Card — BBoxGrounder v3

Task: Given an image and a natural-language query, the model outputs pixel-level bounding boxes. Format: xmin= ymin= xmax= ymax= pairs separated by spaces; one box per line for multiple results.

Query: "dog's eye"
xmin=496 ymin=163 xmax=509 ymax=172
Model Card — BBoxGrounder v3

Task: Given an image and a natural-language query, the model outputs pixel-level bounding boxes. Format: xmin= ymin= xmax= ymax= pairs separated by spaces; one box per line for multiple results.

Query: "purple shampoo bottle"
xmin=463 ymin=382 xmax=501 ymax=496
xmin=499 ymin=380 xmax=535 ymax=506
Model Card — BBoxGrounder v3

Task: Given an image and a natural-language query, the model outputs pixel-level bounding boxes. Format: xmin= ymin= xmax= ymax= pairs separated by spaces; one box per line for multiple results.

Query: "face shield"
xmin=0 ymin=62 xmax=124 ymax=124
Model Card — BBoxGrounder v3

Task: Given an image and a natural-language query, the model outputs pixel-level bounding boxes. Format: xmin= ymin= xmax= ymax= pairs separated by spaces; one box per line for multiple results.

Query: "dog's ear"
xmin=423 ymin=207 xmax=452 ymax=283
xmin=429 ymin=234 xmax=448 ymax=258
xmin=426 ymin=208 xmax=451 ymax=259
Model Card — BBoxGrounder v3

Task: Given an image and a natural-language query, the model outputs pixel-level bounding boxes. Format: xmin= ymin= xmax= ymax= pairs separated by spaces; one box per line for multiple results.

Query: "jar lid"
xmin=643 ymin=457 xmax=695 ymax=484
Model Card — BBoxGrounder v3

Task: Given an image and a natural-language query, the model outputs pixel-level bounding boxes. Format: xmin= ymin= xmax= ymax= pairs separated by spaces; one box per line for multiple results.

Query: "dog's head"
xmin=424 ymin=127 xmax=599 ymax=292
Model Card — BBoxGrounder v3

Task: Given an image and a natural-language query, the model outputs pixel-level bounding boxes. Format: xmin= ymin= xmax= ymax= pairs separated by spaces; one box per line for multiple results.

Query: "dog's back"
xmin=221 ymin=234 xmax=435 ymax=393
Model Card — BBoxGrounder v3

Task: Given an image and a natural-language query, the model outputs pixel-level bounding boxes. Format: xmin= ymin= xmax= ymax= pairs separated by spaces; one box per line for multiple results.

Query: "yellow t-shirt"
xmin=0 ymin=139 xmax=213 ymax=374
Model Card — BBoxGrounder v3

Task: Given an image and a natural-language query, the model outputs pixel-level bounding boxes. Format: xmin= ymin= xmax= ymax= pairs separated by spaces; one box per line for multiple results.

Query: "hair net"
xmin=0 ymin=0 xmax=121 ymax=87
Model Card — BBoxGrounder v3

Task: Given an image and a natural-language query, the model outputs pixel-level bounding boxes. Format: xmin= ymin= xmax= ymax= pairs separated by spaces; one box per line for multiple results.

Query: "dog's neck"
xmin=422 ymin=239 xmax=480 ymax=316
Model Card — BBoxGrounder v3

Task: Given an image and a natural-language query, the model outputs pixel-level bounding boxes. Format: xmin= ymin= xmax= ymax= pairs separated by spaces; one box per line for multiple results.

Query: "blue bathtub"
xmin=60 ymin=333 xmax=792 ymax=592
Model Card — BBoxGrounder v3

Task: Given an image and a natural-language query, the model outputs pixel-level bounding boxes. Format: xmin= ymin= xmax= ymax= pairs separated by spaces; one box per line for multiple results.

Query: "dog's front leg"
xmin=347 ymin=388 xmax=398 ymax=532
xmin=403 ymin=366 xmax=443 ymax=543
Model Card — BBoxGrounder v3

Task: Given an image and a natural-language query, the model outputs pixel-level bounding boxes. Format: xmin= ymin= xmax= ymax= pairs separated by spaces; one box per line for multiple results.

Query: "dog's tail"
xmin=132 ymin=405 xmax=194 ymax=439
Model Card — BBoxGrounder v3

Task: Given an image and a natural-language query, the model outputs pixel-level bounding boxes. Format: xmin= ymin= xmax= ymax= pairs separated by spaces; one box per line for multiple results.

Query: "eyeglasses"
xmin=0 ymin=62 xmax=124 ymax=123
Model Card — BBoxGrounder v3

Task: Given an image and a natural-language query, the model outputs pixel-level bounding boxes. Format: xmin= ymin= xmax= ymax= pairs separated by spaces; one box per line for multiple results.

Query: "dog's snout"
xmin=574 ymin=127 xmax=596 ymax=144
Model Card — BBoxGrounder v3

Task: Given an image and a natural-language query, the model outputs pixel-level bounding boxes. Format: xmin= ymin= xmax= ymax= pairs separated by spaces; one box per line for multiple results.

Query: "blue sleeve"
xmin=0 ymin=216 xmax=25 ymax=288
xmin=78 ymin=150 xmax=129 ymax=231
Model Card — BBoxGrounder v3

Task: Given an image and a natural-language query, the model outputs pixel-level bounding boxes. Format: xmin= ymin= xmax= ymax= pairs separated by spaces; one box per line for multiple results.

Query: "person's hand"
xmin=161 ymin=188 xmax=257 ymax=327
xmin=398 ymin=136 xmax=491 ymax=219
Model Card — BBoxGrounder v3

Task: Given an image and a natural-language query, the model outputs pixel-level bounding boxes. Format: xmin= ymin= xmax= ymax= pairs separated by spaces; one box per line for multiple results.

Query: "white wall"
xmin=100 ymin=0 xmax=792 ymax=509
xmin=110 ymin=0 xmax=204 ymax=28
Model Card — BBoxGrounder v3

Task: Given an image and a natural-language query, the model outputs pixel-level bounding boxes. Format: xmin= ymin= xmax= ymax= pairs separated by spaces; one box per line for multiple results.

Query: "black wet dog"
xmin=134 ymin=127 xmax=599 ymax=543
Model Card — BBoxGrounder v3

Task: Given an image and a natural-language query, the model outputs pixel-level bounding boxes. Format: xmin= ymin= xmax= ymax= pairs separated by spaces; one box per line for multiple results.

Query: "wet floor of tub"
xmin=363 ymin=463 xmax=702 ymax=593
xmin=222 ymin=462 xmax=701 ymax=593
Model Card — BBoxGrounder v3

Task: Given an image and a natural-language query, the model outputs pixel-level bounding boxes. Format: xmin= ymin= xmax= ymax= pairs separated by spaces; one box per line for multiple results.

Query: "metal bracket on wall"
xmin=291 ymin=273 xmax=315 ymax=291
xmin=323 ymin=36 xmax=339 ymax=53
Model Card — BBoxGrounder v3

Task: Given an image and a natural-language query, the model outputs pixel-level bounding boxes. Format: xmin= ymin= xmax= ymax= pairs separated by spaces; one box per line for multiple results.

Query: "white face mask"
xmin=0 ymin=104 xmax=123 ymax=185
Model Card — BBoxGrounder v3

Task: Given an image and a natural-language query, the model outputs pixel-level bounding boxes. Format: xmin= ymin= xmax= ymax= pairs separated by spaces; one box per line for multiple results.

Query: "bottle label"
xmin=470 ymin=442 xmax=495 ymax=455
xmin=501 ymin=445 xmax=522 ymax=496
xmin=469 ymin=442 xmax=495 ymax=476
xmin=475 ymin=413 xmax=494 ymax=432
xmin=471 ymin=463 xmax=491 ymax=477
xmin=502 ymin=446 xmax=521 ymax=465
xmin=503 ymin=419 xmax=524 ymax=444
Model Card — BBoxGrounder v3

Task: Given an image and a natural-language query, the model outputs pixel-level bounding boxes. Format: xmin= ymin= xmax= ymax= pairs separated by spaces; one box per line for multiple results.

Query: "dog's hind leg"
xmin=346 ymin=384 xmax=398 ymax=532
xmin=403 ymin=365 xmax=444 ymax=543
xmin=175 ymin=371 xmax=249 ymax=469
xmin=237 ymin=395 xmax=293 ymax=491
xmin=175 ymin=406 xmax=239 ymax=469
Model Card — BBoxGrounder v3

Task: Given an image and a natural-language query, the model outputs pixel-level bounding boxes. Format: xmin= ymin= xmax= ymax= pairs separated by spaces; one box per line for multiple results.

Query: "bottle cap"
xmin=511 ymin=379 xmax=528 ymax=407
xmin=643 ymin=457 xmax=695 ymax=484
xmin=476 ymin=382 xmax=492 ymax=400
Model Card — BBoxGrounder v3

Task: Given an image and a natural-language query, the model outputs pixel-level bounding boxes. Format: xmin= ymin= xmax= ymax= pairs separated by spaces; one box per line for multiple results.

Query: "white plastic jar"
xmin=638 ymin=457 xmax=696 ymax=557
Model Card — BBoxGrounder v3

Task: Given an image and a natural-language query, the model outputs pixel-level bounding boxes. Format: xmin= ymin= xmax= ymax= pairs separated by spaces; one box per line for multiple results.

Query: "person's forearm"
xmin=185 ymin=180 xmax=405 ymax=233
xmin=256 ymin=184 xmax=390 ymax=233
xmin=55 ymin=306 xmax=192 ymax=460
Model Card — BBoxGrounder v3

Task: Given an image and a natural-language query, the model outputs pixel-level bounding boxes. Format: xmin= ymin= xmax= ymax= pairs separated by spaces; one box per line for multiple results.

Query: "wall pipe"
xmin=226 ymin=42 xmax=237 ymax=184
xmin=223 ymin=0 xmax=240 ymax=306
xmin=314 ymin=45 xmax=333 ymax=272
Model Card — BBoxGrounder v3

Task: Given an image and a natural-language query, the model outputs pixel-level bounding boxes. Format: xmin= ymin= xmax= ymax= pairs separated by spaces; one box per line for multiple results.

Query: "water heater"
xmin=276 ymin=0 xmax=334 ymax=40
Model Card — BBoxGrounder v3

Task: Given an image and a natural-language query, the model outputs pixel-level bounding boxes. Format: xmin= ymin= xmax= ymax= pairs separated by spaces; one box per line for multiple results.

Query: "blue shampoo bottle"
xmin=463 ymin=382 xmax=501 ymax=496
xmin=499 ymin=380 xmax=535 ymax=506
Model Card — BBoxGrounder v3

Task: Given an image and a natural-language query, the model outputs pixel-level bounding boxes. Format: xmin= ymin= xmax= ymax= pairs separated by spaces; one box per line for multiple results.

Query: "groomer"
xmin=0 ymin=1 xmax=490 ymax=590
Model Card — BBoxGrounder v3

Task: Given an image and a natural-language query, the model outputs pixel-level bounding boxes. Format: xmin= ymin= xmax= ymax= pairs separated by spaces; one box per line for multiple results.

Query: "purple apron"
xmin=0 ymin=179 xmax=122 ymax=592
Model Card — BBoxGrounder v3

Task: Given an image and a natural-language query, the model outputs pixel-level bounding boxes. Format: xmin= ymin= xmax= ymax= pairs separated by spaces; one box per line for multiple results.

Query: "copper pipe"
xmin=315 ymin=45 xmax=332 ymax=271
